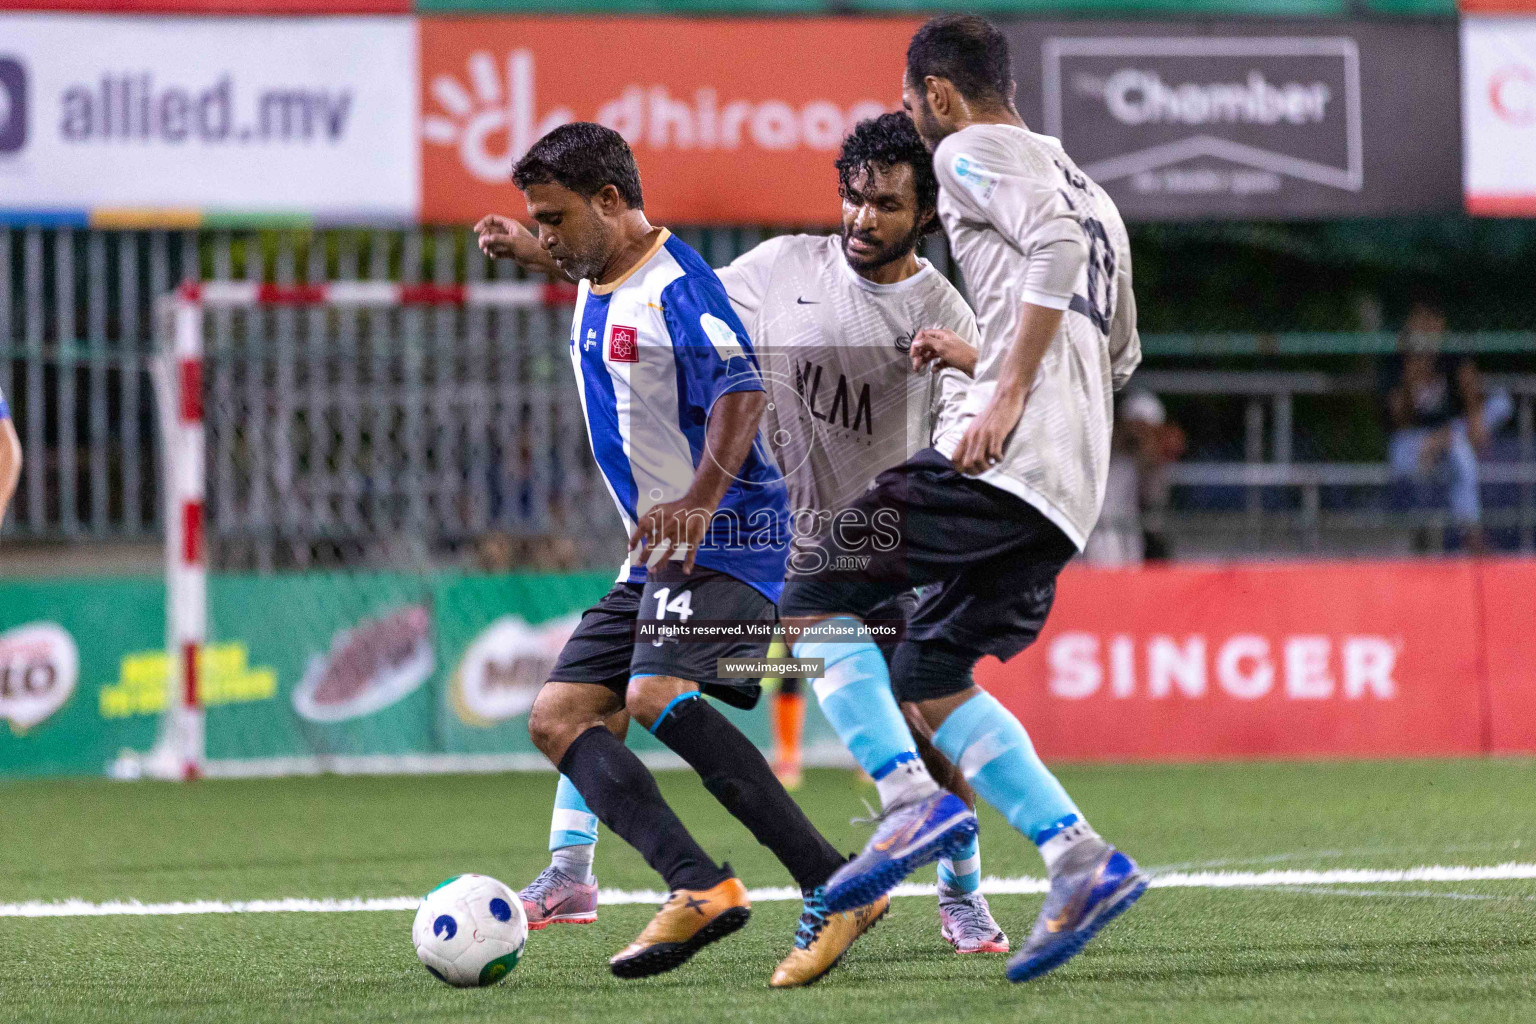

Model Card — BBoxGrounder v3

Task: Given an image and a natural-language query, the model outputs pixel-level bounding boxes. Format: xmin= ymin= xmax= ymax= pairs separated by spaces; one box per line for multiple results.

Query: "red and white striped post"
xmin=170 ymin=283 xmax=207 ymax=780
xmin=186 ymin=279 xmax=577 ymax=309
xmin=158 ymin=277 xmax=576 ymax=778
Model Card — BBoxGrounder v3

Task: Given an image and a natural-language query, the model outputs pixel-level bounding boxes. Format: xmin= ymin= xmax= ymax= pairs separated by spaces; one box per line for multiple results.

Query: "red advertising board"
xmin=418 ymin=17 xmax=920 ymax=225
xmin=1479 ymin=560 xmax=1536 ymax=753
xmin=974 ymin=560 xmax=1532 ymax=762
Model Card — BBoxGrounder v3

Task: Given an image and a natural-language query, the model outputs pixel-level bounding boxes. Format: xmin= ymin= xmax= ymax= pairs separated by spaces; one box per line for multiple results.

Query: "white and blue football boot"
xmin=823 ymin=790 xmax=977 ymax=912
xmin=1006 ymin=840 xmax=1148 ymax=983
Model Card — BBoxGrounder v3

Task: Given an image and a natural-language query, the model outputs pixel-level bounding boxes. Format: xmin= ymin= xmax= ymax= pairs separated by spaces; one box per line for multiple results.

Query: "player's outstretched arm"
xmin=0 ymin=415 xmax=21 ymax=529
xmin=474 ymin=214 xmax=570 ymax=281
xmin=627 ymin=390 xmax=767 ymax=574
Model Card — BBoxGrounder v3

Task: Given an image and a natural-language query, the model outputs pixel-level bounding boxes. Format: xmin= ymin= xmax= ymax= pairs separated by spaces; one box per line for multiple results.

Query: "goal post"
xmin=133 ymin=278 xmax=588 ymax=781
xmin=166 ymin=289 xmax=206 ymax=780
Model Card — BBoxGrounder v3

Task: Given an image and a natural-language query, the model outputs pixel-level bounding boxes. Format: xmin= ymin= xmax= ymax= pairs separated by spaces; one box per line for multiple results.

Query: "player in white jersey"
xmin=485 ymin=114 xmax=1008 ymax=969
xmin=476 ymin=123 xmax=886 ymax=985
xmin=722 ymin=114 xmax=1007 ymax=956
xmin=778 ymin=16 xmax=1148 ymax=984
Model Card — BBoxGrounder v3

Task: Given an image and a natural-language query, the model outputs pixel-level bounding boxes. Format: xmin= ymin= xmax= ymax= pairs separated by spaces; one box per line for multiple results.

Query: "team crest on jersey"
xmin=608 ymin=325 xmax=638 ymax=363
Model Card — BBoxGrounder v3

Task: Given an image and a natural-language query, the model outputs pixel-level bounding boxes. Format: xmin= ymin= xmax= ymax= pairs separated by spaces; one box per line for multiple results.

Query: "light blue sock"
xmin=938 ymin=833 xmax=981 ymax=894
xmin=552 ymin=773 xmax=599 ymax=872
xmin=932 ymin=691 xmax=1081 ymax=850
xmin=793 ymin=617 xmax=936 ymax=808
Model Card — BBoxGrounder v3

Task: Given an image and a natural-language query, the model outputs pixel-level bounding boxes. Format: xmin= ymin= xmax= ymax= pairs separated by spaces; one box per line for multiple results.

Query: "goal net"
xmin=125 ymin=280 xmax=622 ymax=779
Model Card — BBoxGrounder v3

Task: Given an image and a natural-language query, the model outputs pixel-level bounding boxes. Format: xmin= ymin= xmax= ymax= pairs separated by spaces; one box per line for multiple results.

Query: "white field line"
xmin=1258 ymin=885 xmax=1534 ymax=902
xmin=1149 ymin=838 xmax=1530 ymax=873
xmin=4 ymin=863 xmax=1536 ymax=919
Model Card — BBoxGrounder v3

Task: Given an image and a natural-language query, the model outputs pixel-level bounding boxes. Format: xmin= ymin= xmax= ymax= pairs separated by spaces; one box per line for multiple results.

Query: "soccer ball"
xmin=412 ymin=873 xmax=528 ymax=987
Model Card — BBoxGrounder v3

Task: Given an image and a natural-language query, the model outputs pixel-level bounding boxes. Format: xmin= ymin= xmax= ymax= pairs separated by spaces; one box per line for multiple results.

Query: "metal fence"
xmin=0 ymin=227 xmax=197 ymax=542
xmin=0 ymin=225 xmax=927 ymax=560
xmin=2 ymin=224 xmax=1531 ymax=563
xmin=194 ymin=290 xmax=613 ymax=574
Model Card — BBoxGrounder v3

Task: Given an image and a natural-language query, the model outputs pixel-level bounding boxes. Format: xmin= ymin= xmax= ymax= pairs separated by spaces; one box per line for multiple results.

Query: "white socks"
xmin=1039 ymin=818 xmax=1100 ymax=874
xmin=551 ymin=843 xmax=596 ymax=885
xmin=874 ymin=755 xmax=939 ymax=810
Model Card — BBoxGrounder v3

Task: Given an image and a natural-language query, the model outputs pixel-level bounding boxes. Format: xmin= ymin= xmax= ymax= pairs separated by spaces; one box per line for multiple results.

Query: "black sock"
xmin=558 ymin=725 xmax=731 ymax=893
xmin=652 ymin=695 xmax=845 ymax=891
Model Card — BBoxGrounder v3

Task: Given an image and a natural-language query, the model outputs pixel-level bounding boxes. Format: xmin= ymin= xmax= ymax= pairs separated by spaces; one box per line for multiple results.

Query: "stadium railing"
xmin=1138 ymin=369 xmax=1536 ymax=556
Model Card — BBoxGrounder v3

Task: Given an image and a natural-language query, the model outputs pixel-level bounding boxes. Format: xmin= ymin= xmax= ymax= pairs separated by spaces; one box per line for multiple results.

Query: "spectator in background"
xmin=0 ymin=386 xmax=19 ymax=528
xmin=1386 ymin=301 xmax=1513 ymax=555
xmin=1084 ymin=390 xmax=1184 ymax=566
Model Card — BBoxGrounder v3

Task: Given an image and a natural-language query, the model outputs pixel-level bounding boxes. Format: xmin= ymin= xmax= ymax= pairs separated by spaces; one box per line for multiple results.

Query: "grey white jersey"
xmin=717 ymin=233 xmax=977 ymax=520
xmin=932 ymin=124 xmax=1141 ymax=548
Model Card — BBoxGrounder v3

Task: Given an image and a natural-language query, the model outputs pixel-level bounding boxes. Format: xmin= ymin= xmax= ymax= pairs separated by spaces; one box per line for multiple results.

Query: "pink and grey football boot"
xmin=519 ymin=865 xmax=599 ymax=930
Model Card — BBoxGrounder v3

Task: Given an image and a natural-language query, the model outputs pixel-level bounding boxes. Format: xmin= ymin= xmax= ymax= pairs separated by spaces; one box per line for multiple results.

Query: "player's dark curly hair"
xmin=512 ymin=122 xmax=644 ymax=209
xmin=905 ymin=15 xmax=1013 ymax=106
xmin=835 ymin=112 xmax=941 ymax=235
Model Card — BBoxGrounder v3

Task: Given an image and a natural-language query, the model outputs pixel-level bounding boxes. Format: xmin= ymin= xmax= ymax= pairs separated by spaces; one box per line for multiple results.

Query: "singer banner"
xmin=976 ymin=559 xmax=1531 ymax=761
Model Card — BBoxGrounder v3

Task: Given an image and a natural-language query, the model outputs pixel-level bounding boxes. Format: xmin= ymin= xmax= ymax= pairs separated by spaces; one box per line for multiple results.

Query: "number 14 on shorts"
xmin=649 ymin=587 xmax=694 ymax=646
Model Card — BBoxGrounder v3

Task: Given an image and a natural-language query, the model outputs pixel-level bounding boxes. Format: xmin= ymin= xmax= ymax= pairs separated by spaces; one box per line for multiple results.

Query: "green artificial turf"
xmin=3 ymin=760 xmax=1534 ymax=1023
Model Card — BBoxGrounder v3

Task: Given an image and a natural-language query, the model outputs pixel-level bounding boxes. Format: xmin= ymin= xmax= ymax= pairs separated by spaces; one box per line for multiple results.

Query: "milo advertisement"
xmin=0 ymin=570 xmax=839 ymax=778
xmin=0 ymin=578 xmax=164 ymax=775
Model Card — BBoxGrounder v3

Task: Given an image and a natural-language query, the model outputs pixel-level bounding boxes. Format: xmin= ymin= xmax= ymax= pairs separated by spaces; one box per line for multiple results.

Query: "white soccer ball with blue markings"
xmin=412 ymin=873 xmax=527 ymax=987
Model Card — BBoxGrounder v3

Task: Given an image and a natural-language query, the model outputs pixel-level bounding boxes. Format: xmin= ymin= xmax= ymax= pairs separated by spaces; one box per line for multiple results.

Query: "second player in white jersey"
xmin=718 ymin=232 xmax=977 ymax=525
xmin=778 ymin=15 xmax=1150 ymax=985
xmin=708 ymin=114 xmax=1009 ymax=956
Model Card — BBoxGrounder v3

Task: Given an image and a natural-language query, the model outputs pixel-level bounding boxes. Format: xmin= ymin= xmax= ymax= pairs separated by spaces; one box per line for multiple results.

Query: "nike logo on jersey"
xmin=796 ymin=297 xmax=820 ymax=305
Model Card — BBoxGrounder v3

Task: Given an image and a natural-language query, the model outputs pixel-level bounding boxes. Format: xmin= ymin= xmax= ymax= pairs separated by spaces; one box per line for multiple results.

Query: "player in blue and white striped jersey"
xmin=486 ymin=114 xmax=1008 ymax=970
xmin=562 ymin=210 xmax=790 ymax=597
xmin=476 ymin=123 xmax=884 ymax=985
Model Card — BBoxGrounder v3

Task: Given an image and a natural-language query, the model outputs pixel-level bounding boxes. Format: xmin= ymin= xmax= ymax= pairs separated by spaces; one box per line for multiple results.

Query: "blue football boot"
xmin=1006 ymin=841 xmax=1148 ymax=983
xmin=823 ymin=790 xmax=977 ymax=912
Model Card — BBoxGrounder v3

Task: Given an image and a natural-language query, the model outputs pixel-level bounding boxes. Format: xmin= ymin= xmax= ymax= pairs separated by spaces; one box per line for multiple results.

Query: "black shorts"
xmin=547 ymin=564 xmax=777 ymax=710
xmin=780 ymin=448 xmax=1077 ymax=665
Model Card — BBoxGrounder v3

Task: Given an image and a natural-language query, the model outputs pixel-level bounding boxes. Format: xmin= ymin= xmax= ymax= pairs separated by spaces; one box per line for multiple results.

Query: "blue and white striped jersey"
xmin=568 ymin=229 xmax=789 ymax=600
